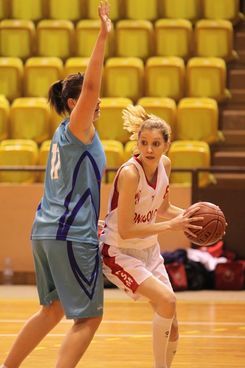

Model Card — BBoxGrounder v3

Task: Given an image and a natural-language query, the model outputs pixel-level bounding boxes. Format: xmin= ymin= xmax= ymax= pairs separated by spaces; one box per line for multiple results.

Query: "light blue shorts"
xmin=32 ymin=239 xmax=104 ymax=319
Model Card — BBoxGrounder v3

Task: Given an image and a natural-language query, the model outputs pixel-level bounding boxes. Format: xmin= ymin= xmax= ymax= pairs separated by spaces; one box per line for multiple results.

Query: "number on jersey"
xmin=50 ymin=143 xmax=60 ymax=180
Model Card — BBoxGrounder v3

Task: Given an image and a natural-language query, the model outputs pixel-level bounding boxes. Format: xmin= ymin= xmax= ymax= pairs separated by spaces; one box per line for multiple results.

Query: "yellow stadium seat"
xmin=0 ymin=0 xmax=9 ymax=19
xmin=86 ymin=0 xmax=121 ymax=21
xmin=24 ymin=57 xmax=63 ymax=98
xmin=94 ymin=97 xmax=132 ymax=143
xmin=145 ymin=57 xmax=185 ymax=101
xmin=0 ymin=57 xmax=24 ymax=101
xmin=10 ymin=97 xmax=51 ymax=144
xmin=76 ymin=20 xmax=114 ymax=58
xmin=155 ymin=19 xmax=193 ymax=60
xmin=37 ymin=20 xmax=74 ymax=60
xmin=160 ymin=0 xmax=201 ymax=22
xmin=125 ymin=0 xmax=158 ymax=21
xmin=124 ymin=140 xmax=137 ymax=161
xmin=0 ymin=139 xmax=38 ymax=183
xmin=176 ymin=98 xmax=220 ymax=144
xmin=168 ymin=140 xmax=212 ymax=187
xmin=195 ymin=19 xmax=238 ymax=61
xmin=116 ymin=20 xmax=153 ymax=60
xmin=63 ymin=57 xmax=89 ymax=76
xmin=39 ymin=139 xmax=51 ymax=182
xmin=63 ymin=57 xmax=106 ymax=95
xmin=104 ymin=57 xmax=144 ymax=102
xmin=186 ymin=57 xmax=231 ymax=102
xmin=101 ymin=140 xmax=124 ymax=183
xmin=11 ymin=0 xmax=44 ymax=21
xmin=48 ymin=0 xmax=85 ymax=21
xmin=202 ymin=0 xmax=243 ymax=24
xmin=137 ymin=97 xmax=177 ymax=140
xmin=0 ymin=20 xmax=35 ymax=60
xmin=0 ymin=95 xmax=9 ymax=140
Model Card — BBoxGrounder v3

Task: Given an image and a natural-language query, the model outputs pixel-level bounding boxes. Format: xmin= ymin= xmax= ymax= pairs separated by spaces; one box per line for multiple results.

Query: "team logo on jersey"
xmin=134 ymin=209 xmax=158 ymax=224
xmin=135 ymin=190 xmax=141 ymax=204
xmin=115 ymin=270 xmax=135 ymax=288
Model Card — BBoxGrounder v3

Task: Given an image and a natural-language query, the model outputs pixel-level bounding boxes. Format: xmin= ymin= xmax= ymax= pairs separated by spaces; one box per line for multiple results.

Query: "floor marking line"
xmin=1 ymin=333 xmax=245 ymax=339
xmin=0 ymin=319 xmax=244 ymax=326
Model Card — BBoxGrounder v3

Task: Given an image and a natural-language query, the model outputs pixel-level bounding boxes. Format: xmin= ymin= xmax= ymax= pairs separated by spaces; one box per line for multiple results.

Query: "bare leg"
xmin=137 ymin=276 xmax=176 ymax=318
xmin=55 ymin=315 xmax=102 ymax=368
xmin=137 ymin=276 xmax=176 ymax=368
xmin=4 ymin=300 xmax=64 ymax=368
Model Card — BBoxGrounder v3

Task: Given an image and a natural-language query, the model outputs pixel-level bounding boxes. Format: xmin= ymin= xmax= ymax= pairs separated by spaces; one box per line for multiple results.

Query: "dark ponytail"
xmin=48 ymin=73 xmax=84 ymax=116
xmin=48 ymin=80 xmax=64 ymax=115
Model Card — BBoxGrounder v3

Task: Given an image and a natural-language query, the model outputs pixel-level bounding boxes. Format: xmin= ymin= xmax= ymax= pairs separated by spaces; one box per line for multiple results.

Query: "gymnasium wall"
xmin=0 ymin=184 xmax=191 ymax=272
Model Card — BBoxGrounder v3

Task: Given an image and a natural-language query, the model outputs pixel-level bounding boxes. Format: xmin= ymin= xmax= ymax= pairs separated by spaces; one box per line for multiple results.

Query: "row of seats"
xmin=0 ymin=138 xmax=213 ymax=187
xmin=0 ymin=18 xmax=238 ymax=62
xmin=0 ymin=56 xmax=231 ymax=103
xmin=0 ymin=0 xmax=243 ymax=23
xmin=0 ymin=96 xmax=221 ymax=145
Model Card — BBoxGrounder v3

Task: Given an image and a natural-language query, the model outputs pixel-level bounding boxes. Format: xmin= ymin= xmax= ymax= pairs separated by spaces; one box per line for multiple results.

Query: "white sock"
xmin=152 ymin=313 xmax=173 ymax=368
xmin=167 ymin=339 xmax=178 ymax=367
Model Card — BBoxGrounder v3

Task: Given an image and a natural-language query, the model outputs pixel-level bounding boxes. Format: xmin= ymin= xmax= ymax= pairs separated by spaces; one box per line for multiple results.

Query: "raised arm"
xmin=69 ymin=0 xmax=111 ymax=142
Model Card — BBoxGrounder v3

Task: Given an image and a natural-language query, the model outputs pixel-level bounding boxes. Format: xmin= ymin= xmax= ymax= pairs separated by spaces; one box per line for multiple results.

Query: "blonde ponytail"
xmin=122 ymin=105 xmax=150 ymax=141
xmin=122 ymin=104 xmax=171 ymax=144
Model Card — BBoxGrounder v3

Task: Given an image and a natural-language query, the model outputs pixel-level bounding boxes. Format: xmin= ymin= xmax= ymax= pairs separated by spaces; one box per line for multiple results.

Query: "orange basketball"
xmin=184 ymin=202 xmax=227 ymax=246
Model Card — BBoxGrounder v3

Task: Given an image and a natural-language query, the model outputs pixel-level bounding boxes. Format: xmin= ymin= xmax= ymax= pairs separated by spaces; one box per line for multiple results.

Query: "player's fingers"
xmin=184 ymin=207 xmax=201 ymax=214
xmin=187 ymin=224 xmax=202 ymax=230
xmin=184 ymin=229 xmax=198 ymax=238
xmin=189 ymin=216 xmax=204 ymax=222
xmin=185 ymin=206 xmax=201 ymax=216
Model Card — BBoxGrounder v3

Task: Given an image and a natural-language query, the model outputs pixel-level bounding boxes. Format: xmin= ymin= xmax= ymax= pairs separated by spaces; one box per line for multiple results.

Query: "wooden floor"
xmin=0 ymin=287 xmax=245 ymax=367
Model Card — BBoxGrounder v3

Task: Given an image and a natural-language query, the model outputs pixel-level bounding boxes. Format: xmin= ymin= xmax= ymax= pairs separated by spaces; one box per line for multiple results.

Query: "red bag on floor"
xmin=165 ymin=262 xmax=188 ymax=291
xmin=214 ymin=261 xmax=244 ymax=290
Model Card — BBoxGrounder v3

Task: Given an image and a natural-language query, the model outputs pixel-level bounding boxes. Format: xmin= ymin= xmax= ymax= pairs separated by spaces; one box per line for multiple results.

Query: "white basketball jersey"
xmin=100 ymin=156 xmax=169 ymax=249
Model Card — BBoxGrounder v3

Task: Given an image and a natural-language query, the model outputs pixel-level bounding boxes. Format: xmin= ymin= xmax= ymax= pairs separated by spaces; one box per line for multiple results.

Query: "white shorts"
xmin=101 ymin=242 xmax=173 ymax=300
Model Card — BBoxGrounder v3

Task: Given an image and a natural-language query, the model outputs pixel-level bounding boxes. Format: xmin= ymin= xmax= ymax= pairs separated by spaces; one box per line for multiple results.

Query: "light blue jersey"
xmin=31 ymin=119 xmax=106 ymax=244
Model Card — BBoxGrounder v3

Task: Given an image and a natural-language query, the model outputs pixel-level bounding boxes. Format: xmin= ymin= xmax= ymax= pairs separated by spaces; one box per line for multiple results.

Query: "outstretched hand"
xmin=98 ymin=0 xmax=112 ymax=34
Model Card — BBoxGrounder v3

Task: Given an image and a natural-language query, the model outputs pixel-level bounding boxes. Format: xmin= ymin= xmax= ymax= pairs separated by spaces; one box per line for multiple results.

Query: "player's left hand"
xmin=98 ymin=0 xmax=112 ymax=34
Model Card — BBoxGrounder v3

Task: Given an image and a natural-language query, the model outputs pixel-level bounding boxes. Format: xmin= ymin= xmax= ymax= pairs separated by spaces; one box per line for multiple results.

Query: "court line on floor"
xmin=0 ymin=319 xmax=244 ymax=326
xmin=0 ymin=333 xmax=245 ymax=339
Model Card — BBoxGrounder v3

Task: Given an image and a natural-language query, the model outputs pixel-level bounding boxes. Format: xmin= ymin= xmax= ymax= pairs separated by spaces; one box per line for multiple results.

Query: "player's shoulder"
xmin=120 ymin=163 xmax=139 ymax=180
xmin=118 ymin=163 xmax=140 ymax=189
xmin=161 ymin=154 xmax=171 ymax=177
xmin=161 ymin=154 xmax=171 ymax=167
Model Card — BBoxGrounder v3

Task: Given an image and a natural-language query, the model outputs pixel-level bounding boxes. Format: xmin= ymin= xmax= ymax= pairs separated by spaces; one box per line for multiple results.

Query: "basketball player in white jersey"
xmin=100 ymin=105 xmax=203 ymax=368
xmin=1 ymin=2 xmax=111 ymax=368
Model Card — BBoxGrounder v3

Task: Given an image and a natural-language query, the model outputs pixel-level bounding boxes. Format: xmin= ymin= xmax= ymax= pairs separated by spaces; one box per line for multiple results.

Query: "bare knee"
xmin=156 ymin=291 xmax=176 ymax=318
xmin=74 ymin=315 xmax=102 ymax=332
xmin=39 ymin=300 xmax=64 ymax=325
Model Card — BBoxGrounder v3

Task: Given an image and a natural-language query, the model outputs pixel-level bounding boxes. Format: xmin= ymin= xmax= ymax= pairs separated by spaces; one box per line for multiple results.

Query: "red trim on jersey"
xmin=134 ymin=156 xmax=158 ymax=190
xmin=101 ymin=243 xmax=139 ymax=292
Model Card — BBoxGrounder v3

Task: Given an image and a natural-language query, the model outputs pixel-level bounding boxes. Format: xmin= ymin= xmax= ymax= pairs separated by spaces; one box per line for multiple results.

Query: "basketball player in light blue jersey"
xmin=1 ymin=2 xmax=111 ymax=368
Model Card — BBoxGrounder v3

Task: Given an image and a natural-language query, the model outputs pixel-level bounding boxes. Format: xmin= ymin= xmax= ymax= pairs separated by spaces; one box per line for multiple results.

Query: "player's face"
xmin=93 ymin=98 xmax=101 ymax=121
xmin=138 ymin=128 xmax=168 ymax=164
